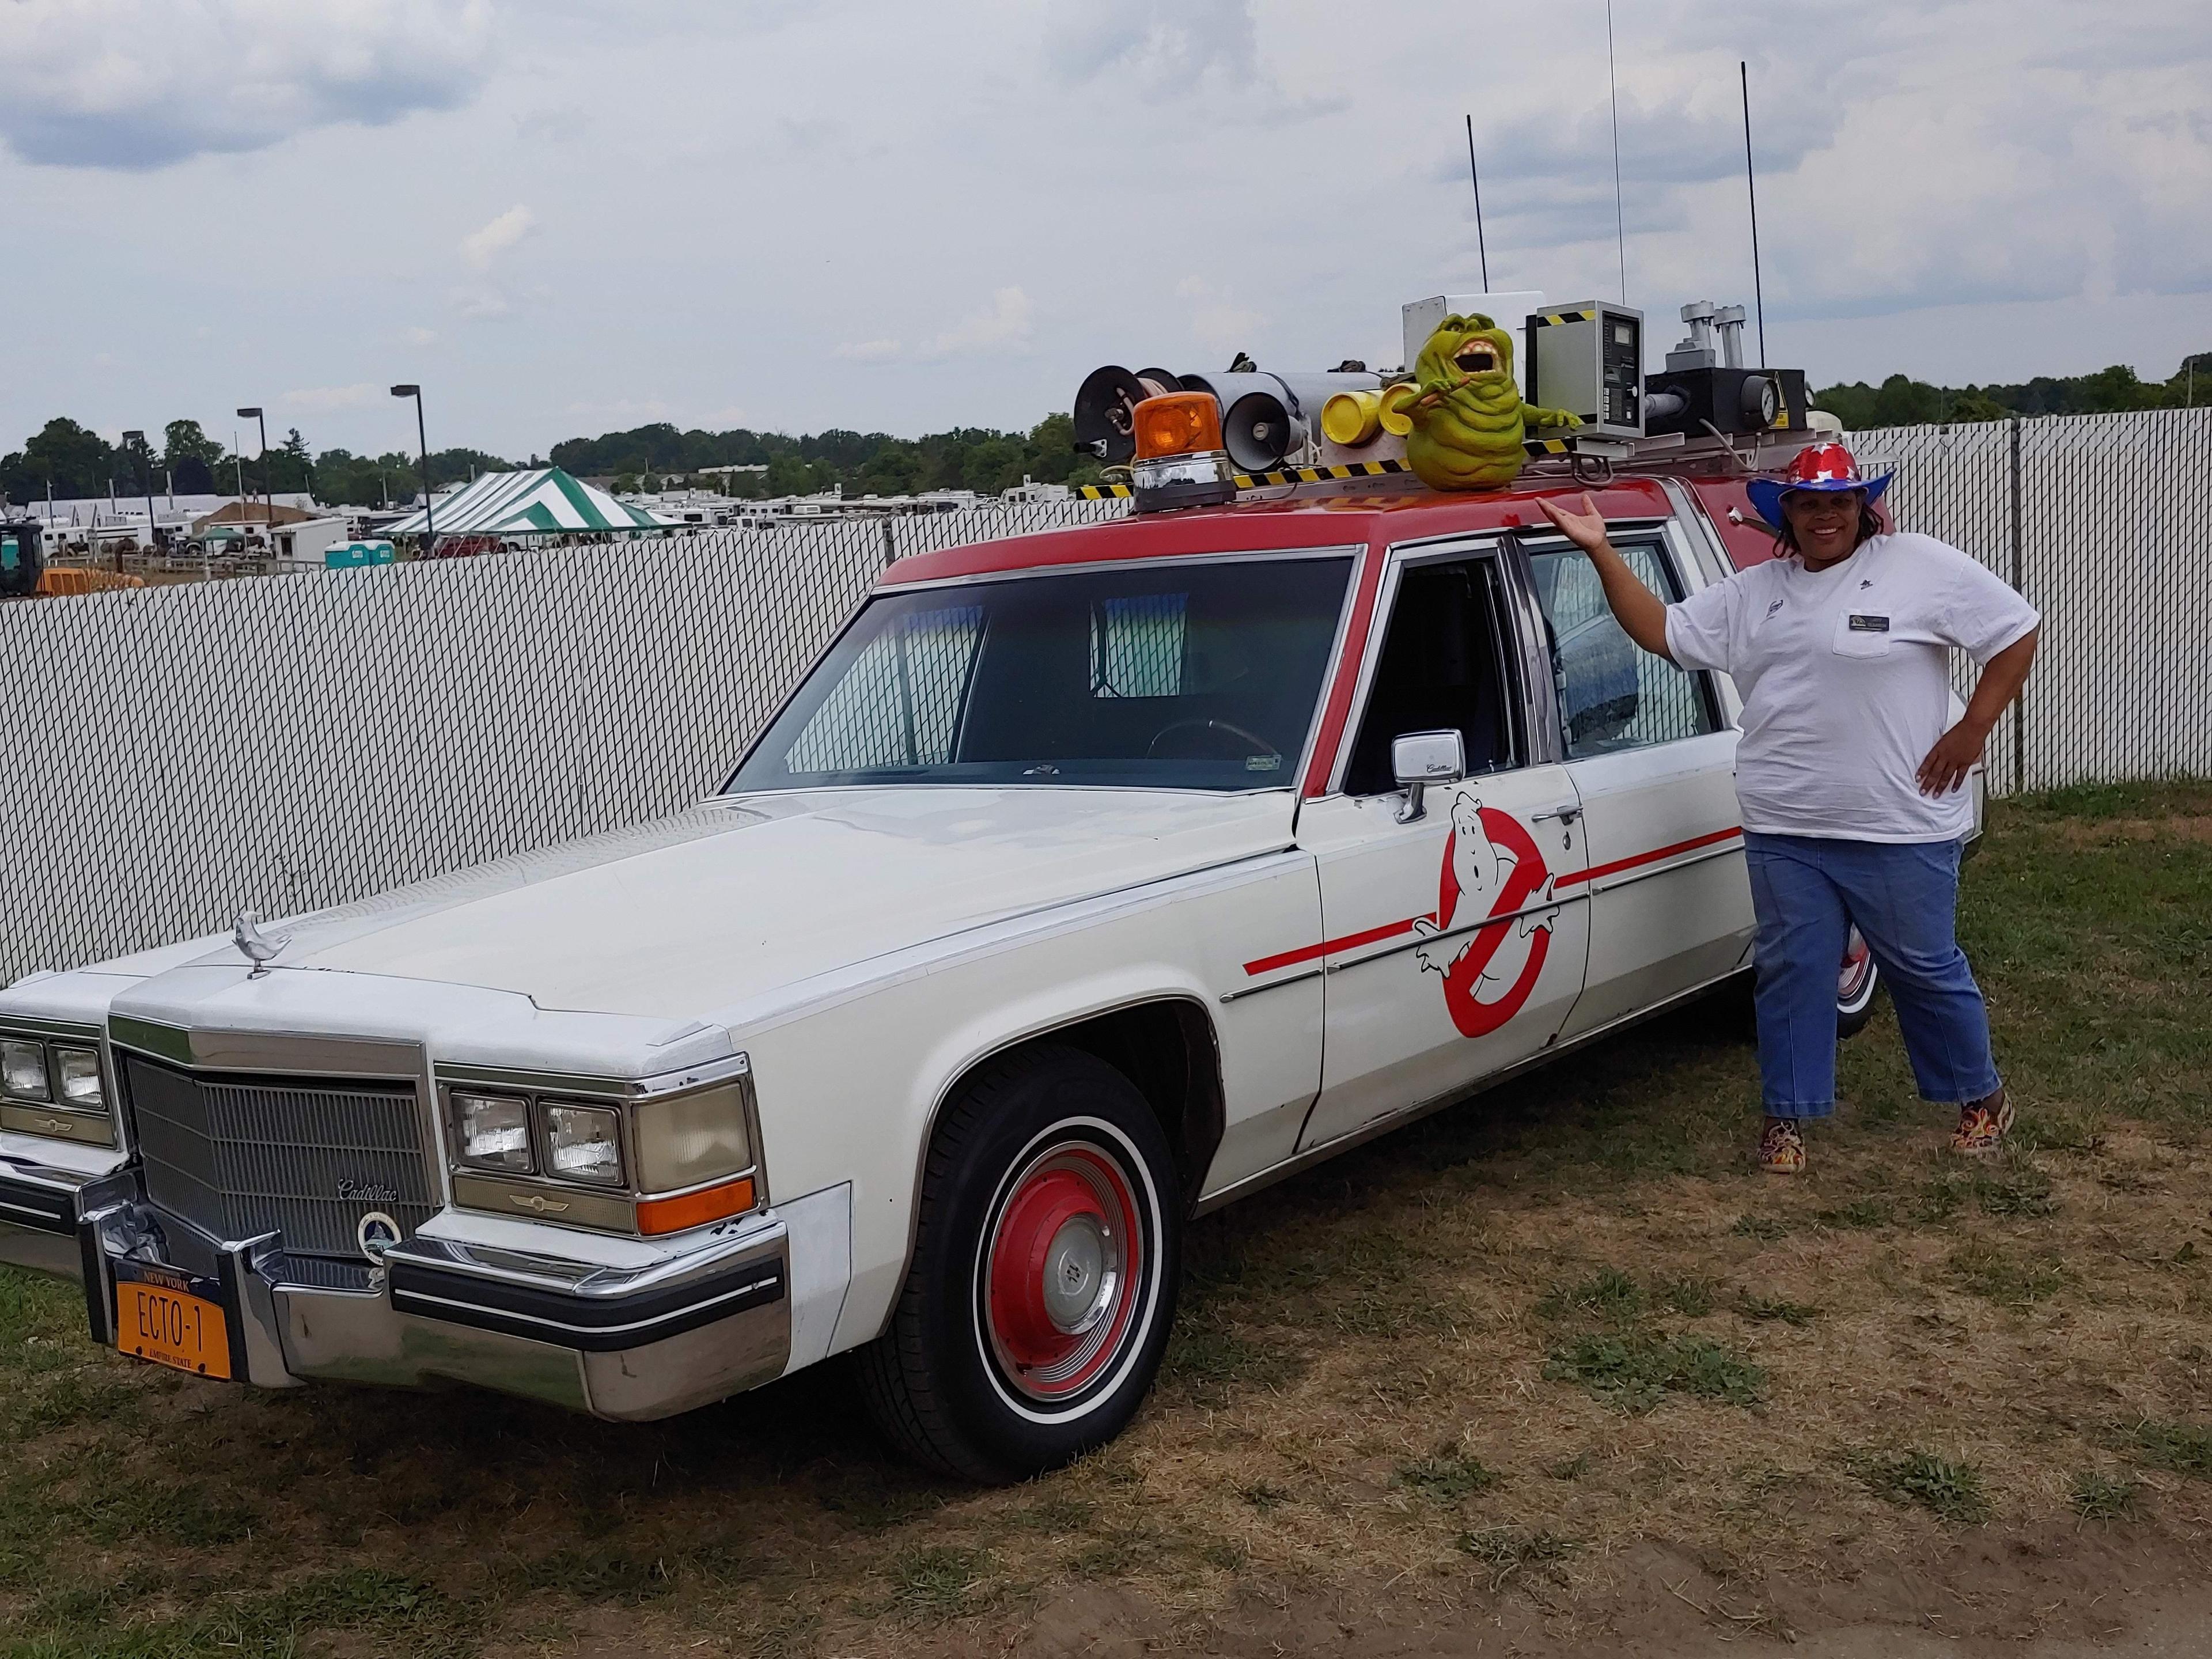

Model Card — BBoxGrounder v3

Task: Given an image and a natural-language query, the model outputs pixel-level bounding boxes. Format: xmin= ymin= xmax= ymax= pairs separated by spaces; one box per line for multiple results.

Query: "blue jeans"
xmin=1743 ymin=833 xmax=2001 ymax=1119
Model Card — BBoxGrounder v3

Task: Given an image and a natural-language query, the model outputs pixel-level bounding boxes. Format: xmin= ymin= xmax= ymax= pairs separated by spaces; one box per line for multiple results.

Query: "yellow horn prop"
xmin=1320 ymin=389 xmax=1383 ymax=447
xmin=1377 ymin=382 xmax=1419 ymax=437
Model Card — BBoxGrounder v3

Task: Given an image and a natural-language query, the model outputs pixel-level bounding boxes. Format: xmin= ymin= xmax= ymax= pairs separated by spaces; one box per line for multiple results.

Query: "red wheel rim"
xmin=982 ymin=1141 xmax=1143 ymax=1402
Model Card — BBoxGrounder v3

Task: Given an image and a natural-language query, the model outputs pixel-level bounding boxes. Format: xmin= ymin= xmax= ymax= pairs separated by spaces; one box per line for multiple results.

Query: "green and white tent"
xmin=382 ymin=467 xmax=679 ymax=537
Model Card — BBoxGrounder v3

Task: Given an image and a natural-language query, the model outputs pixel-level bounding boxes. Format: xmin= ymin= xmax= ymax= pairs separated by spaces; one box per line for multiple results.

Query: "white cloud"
xmin=281 ymin=382 xmax=378 ymax=412
xmin=0 ymin=0 xmax=493 ymax=169
xmin=1047 ymin=0 xmax=1257 ymax=95
xmin=560 ymin=397 xmax=671 ymax=422
xmin=399 ymin=325 xmax=438 ymax=347
xmin=460 ymin=204 xmax=533 ymax=272
xmin=450 ymin=285 xmax=509 ymax=319
xmin=1176 ymin=276 xmax=1266 ymax=358
xmin=834 ymin=289 xmax=1036 ymax=365
xmin=920 ymin=287 xmax=1034 ymax=359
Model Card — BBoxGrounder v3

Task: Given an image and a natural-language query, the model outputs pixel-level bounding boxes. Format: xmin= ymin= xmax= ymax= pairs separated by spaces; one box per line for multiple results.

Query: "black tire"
xmin=1836 ymin=925 xmax=1881 ymax=1040
xmin=855 ymin=1045 xmax=1183 ymax=1484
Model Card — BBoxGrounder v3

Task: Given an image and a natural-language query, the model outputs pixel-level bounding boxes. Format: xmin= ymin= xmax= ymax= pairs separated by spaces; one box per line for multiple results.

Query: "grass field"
xmin=2 ymin=781 xmax=2208 ymax=1656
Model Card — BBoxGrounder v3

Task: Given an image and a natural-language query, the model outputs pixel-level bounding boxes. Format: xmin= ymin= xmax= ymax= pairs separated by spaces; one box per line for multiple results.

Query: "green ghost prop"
xmin=1379 ymin=313 xmax=1583 ymax=491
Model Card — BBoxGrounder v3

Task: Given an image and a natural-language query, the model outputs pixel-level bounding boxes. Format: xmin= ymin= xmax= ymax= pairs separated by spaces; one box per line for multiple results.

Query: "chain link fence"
xmin=5 ymin=407 xmax=2206 ymax=987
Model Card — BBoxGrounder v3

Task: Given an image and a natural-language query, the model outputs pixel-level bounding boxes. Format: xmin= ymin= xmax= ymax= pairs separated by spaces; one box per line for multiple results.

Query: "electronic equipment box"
xmin=1524 ymin=302 xmax=1645 ymax=441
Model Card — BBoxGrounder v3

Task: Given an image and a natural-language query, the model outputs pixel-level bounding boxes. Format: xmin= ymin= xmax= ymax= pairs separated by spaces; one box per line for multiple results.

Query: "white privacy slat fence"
xmin=1856 ymin=407 xmax=2212 ymax=798
xmin=3 ymin=407 xmax=2206 ymax=987
xmin=0 ymin=499 xmax=1123 ymax=984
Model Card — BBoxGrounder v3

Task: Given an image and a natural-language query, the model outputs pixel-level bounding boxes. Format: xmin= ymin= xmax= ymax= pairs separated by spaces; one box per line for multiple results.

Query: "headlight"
xmin=55 ymin=1047 xmax=104 ymax=1111
xmin=632 ymin=1081 xmax=754 ymax=1194
xmin=543 ymin=1102 xmax=623 ymax=1186
xmin=1 ymin=1040 xmax=50 ymax=1102
xmin=453 ymin=1090 xmax=533 ymax=1172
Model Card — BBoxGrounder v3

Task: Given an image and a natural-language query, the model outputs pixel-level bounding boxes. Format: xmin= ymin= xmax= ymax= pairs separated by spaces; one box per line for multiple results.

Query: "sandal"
xmin=1758 ymin=1117 xmax=1807 ymax=1175
xmin=1949 ymin=1087 xmax=2014 ymax=1157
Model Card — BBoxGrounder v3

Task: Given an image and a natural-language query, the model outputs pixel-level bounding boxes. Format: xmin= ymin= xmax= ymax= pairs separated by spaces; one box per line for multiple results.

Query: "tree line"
xmin=1812 ymin=351 xmax=2211 ymax=430
xmin=1 ymin=411 xmax=1102 ymax=510
xmin=548 ymin=414 xmax=1104 ymax=499
xmin=0 ymin=417 xmax=517 ymax=510
xmin=6 ymin=348 xmax=2201 ymax=512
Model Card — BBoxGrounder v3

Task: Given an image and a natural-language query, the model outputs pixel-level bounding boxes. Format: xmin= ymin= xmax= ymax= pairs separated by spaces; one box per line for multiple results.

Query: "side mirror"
xmin=1391 ymin=729 xmax=1465 ymax=824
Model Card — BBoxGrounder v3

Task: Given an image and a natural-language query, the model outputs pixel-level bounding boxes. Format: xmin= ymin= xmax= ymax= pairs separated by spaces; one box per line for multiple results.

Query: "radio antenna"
xmin=1464 ymin=113 xmax=1490 ymax=289
xmin=1741 ymin=60 xmax=1768 ymax=367
xmin=1605 ymin=0 xmax=1626 ymax=303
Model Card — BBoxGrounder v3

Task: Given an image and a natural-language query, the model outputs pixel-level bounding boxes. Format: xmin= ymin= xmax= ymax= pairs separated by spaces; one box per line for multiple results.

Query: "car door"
xmin=1287 ymin=539 xmax=1591 ymax=1154
xmin=1518 ymin=518 xmax=1753 ymax=1039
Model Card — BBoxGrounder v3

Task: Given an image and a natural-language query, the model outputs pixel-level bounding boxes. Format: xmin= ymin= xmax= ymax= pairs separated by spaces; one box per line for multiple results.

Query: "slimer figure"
xmin=1380 ymin=313 xmax=1582 ymax=491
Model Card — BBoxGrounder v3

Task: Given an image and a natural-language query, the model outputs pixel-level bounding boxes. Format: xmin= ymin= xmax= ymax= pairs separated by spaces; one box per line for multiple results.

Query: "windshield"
xmin=729 ymin=554 xmax=1355 ymax=793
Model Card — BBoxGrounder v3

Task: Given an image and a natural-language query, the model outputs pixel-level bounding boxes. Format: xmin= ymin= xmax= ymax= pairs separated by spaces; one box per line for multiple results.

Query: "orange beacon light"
xmin=1128 ymin=392 xmax=1236 ymax=510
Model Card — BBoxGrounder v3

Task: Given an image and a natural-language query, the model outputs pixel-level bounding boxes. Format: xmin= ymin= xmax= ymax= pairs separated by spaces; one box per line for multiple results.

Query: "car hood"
xmin=258 ymin=788 xmax=1297 ymax=1020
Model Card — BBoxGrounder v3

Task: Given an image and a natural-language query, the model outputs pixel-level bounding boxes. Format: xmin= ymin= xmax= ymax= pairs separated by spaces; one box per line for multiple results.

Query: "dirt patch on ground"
xmin=1002 ymin=1521 xmax=2212 ymax=1657
xmin=2048 ymin=815 xmax=2212 ymax=846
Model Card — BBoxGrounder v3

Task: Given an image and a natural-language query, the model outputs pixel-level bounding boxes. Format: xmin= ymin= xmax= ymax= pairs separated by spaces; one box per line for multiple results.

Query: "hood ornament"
xmin=232 ymin=910 xmax=291 ymax=978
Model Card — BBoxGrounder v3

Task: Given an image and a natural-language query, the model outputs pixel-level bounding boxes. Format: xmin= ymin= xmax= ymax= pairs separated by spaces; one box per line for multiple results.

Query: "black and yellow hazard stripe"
xmin=1523 ymin=436 xmax=1574 ymax=456
xmin=1529 ymin=308 xmax=1600 ymax=328
xmin=1231 ymin=457 xmax=1408 ymax=489
xmin=1076 ymin=457 xmax=1412 ymax=501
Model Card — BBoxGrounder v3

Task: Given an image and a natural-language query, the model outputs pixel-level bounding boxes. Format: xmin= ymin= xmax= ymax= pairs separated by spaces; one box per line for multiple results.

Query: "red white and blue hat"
xmin=1747 ymin=441 xmax=1892 ymax=527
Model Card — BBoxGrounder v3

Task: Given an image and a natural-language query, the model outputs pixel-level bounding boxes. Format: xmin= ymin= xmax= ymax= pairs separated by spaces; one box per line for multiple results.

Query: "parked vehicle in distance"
xmin=0 ymin=448 xmax=1979 ymax=1482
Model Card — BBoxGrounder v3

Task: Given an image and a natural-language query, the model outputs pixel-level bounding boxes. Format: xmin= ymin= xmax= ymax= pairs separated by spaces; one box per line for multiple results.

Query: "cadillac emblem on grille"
xmin=336 ymin=1178 xmax=401 ymax=1204
xmin=355 ymin=1211 xmax=402 ymax=1260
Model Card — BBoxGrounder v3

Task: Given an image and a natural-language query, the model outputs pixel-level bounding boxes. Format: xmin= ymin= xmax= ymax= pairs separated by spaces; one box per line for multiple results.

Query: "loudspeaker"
xmin=1223 ymin=389 xmax=1301 ymax=471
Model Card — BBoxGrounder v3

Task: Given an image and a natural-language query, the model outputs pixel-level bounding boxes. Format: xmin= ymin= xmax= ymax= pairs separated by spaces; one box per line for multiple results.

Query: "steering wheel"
xmin=1145 ymin=717 xmax=1279 ymax=764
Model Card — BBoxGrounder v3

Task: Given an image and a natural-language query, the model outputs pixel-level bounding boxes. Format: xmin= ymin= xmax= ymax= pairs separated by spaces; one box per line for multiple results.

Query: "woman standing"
xmin=1538 ymin=444 xmax=2040 ymax=1173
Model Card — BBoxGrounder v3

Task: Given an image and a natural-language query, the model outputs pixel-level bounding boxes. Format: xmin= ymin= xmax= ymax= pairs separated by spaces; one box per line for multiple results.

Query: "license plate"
xmin=116 ymin=1275 xmax=232 ymax=1380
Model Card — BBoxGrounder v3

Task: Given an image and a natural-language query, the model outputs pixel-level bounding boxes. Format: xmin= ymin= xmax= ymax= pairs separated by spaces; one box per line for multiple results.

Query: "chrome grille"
xmin=122 ymin=1053 xmax=434 ymax=1259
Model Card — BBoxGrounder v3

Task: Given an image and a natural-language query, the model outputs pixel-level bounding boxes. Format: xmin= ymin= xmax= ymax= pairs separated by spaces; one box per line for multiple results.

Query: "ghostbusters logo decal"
xmin=1411 ymin=794 xmax=1560 ymax=1037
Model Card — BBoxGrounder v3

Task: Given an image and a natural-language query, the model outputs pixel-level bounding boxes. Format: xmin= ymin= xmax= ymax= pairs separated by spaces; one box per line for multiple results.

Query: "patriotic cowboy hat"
xmin=1746 ymin=441 xmax=1892 ymax=527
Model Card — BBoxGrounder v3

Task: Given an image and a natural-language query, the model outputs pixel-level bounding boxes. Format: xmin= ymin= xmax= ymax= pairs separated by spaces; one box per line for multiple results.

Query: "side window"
xmin=1525 ymin=537 xmax=1717 ymax=757
xmin=1343 ymin=556 xmax=1522 ymax=796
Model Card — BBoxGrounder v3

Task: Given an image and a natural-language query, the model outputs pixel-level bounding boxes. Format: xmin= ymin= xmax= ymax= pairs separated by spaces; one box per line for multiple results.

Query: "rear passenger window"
xmin=1525 ymin=538 xmax=1717 ymax=757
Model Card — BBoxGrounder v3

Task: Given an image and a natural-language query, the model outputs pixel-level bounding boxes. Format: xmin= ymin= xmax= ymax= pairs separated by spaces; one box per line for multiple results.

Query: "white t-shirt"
xmin=1664 ymin=532 xmax=2039 ymax=842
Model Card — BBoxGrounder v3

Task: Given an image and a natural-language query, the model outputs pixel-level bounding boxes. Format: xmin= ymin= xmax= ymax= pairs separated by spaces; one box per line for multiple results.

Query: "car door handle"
xmin=1532 ymin=804 xmax=1583 ymax=824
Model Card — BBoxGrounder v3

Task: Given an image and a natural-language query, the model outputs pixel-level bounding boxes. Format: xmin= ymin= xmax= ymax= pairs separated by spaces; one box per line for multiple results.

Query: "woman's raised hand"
xmin=1537 ymin=493 xmax=1611 ymax=557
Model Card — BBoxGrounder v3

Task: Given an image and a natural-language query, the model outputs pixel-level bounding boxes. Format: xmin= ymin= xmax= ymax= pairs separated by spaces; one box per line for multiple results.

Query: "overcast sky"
xmin=6 ymin=0 xmax=2207 ymax=461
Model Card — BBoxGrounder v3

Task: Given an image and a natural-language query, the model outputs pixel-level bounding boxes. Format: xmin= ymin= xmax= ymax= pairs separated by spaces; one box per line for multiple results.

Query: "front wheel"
xmin=856 ymin=1046 xmax=1182 ymax=1483
xmin=1836 ymin=925 xmax=1881 ymax=1039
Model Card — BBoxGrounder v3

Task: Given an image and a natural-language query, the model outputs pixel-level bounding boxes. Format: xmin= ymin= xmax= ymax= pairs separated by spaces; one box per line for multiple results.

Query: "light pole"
xmin=236 ymin=405 xmax=268 ymax=540
xmin=121 ymin=430 xmax=157 ymax=561
xmin=391 ymin=385 xmax=433 ymax=557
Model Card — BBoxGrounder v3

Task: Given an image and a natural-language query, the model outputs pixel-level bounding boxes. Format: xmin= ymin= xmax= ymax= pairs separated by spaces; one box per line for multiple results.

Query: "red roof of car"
xmin=878 ymin=475 xmax=1681 ymax=585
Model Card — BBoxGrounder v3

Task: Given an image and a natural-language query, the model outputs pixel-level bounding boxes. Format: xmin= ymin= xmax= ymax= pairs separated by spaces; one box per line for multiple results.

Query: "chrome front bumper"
xmin=4 ymin=1153 xmax=791 ymax=1422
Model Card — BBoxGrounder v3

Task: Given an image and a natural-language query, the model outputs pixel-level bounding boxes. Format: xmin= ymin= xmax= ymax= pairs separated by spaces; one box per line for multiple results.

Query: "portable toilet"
xmin=325 ymin=540 xmax=397 ymax=569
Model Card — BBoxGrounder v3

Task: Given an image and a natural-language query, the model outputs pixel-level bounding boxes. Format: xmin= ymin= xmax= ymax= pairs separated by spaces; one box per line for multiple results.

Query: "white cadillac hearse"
xmin=0 ymin=452 xmax=1961 ymax=1482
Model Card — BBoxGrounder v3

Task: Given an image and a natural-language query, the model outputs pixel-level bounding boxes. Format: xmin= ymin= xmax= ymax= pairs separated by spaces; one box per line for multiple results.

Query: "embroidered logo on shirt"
xmin=1765 ymin=598 xmax=1785 ymax=619
xmin=1847 ymin=613 xmax=1891 ymax=632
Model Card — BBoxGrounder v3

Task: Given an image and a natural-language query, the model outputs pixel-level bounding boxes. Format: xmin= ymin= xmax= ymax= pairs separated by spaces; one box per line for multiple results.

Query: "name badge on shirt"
xmin=1847 ymin=614 xmax=1890 ymax=632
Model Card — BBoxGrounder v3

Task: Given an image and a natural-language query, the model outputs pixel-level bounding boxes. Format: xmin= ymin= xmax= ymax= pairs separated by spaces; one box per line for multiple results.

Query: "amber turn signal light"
xmin=1132 ymin=392 xmax=1225 ymax=462
xmin=636 ymin=1173 xmax=756 ymax=1236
